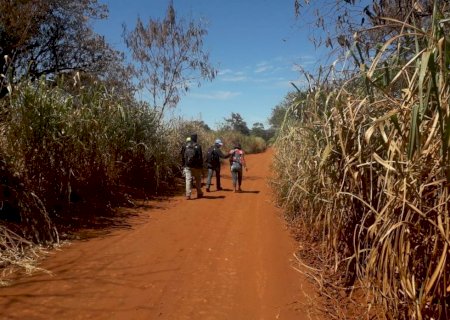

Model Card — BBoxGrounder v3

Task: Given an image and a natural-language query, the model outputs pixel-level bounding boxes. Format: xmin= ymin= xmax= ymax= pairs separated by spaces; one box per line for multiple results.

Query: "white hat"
xmin=214 ymin=139 xmax=223 ymax=146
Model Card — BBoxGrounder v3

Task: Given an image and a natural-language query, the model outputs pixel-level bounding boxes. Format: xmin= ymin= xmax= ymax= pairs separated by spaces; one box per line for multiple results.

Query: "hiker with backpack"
xmin=229 ymin=143 xmax=247 ymax=193
xmin=181 ymin=134 xmax=204 ymax=200
xmin=205 ymin=139 xmax=230 ymax=192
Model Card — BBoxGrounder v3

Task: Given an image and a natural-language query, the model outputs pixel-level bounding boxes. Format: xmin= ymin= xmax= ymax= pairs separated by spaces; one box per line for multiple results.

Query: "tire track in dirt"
xmin=0 ymin=149 xmax=324 ymax=320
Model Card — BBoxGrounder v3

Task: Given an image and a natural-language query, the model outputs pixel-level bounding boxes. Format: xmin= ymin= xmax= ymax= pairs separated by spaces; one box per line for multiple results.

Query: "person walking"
xmin=205 ymin=139 xmax=230 ymax=192
xmin=229 ymin=143 xmax=247 ymax=192
xmin=181 ymin=134 xmax=204 ymax=200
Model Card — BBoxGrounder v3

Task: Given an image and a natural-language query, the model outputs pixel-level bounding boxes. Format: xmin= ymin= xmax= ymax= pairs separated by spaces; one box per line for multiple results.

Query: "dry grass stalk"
xmin=272 ymin=3 xmax=450 ymax=318
xmin=0 ymin=226 xmax=50 ymax=284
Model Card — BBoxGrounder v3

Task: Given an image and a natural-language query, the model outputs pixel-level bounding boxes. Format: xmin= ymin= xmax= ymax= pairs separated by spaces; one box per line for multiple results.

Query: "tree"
xmin=269 ymin=104 xmax=288 ymax=130
xmin=192 ymin=120 xmax=211 ymax=132
xmin=250 ymin=122 xmax=275 ymax=141
xmin=123 ymin=4 xmax=217 ymax=122
xmin=223 ymin=113 xmax=250 ymax=135
xmin=0 ymin=0 xmax=121 ymax=97
xmin=251 ymin=122 xmax=265 ymax=137
xmin=269 ymin=91 xmax=298 ymax=130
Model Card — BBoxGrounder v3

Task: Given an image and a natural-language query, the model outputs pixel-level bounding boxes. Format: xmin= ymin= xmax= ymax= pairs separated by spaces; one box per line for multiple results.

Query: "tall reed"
xmin=0 ymin=77 xmax=173 ymax=244
xmin=273 ymin=3 xmax=449 ymax=319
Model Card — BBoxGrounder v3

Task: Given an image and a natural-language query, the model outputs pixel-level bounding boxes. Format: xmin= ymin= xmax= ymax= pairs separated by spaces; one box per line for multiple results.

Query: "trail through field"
xmin=0 ymin=149 xmax=323 ymax=320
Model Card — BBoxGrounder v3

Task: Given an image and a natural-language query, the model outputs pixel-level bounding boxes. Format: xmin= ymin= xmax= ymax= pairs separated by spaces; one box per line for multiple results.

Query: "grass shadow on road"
xmin=206 ymin=188 xmax=260 ymax=194
xmin=213 ymin=188 xmax=233 ymax=192
xmin=199 ymin=195 xmax=226 ymax=200
xmin=241 ymin=176 xmax=263 ymax=181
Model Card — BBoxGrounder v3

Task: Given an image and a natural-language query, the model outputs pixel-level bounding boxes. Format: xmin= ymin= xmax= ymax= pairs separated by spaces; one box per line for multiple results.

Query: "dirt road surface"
xmin=0 ymin=150 xmax=323 ymax=320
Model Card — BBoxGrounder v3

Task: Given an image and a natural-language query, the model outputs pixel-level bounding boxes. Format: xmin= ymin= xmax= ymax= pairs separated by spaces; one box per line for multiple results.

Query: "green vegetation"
xmin=178 ymin=116 xmax=267 ymax=156
xmin=273 ymin=1 xmax=450 ymax=318
xmin=0 ymin=1 xmax=268 ymax=275
xmin=2 ymin=77 xmax=167 ymax=236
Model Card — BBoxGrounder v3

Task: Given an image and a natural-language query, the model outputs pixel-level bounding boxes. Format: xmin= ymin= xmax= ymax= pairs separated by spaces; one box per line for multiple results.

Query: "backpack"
xmin=184 ymin=142 xmax=198 ymax=167
xmin=230 ymin=149 xmax=243 ymax=172
xmin=206 ymin=146 xmax=220 ymax=167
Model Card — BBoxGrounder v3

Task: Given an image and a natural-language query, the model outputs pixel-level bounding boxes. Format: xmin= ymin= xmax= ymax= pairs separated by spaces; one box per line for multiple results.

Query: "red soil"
xmin=0 ymin=149 xmax=325 ymax=320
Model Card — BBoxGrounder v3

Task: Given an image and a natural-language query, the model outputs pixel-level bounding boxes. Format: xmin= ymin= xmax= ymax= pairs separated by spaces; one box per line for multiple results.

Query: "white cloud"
xmin=293 ymin=54 xmax=317 ymax=66
xmin=222 ymin=75 xmax=247 ymax=82
xmin=216 ymin=56 xmax=307 ymax=86
xmin=292 ymin=64 xmax=303 ymax=72
xmin=191 ymin=90 xmax=241 ymax=100
xmin=218 ymin=68 xmax=233 ymax=75
xmin=273 ymin=80 xmax=294 ymax=89
xmin=254 ymin=61 xmax=274 ymax=74
xmin=254 ymin=65 xmax=271 ymax=73
xmin=217 ymin=69 xmax=248 ymax=82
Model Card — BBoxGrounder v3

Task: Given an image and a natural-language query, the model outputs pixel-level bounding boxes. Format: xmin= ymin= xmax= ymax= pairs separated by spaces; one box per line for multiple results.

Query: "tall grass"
xmin=273 ymin=4 xmax=449 ymax=319
xmin=0 ymin=77 xmax=174 ymax=245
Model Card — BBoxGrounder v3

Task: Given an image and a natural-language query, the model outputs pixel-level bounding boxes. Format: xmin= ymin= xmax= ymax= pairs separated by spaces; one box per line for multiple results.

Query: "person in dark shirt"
xmin=180 ymin=134 xmax=204 ymax=200
xmin=205 ymin=139 xmax=230 ymax=192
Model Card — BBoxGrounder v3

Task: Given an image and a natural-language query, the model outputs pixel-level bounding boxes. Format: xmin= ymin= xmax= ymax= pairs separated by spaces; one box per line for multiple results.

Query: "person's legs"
xmin=206 ymin=168 xmax=213 ymax=191
xmin=184 ymin=167 xmax=192 ymax=199
xmin=215 ymin=166 xmax=222 ymax=190
xmin=231 ymin=168 xmax=238 ymax=192
xmin=237 ymin=169 xmax=243 ymax=191
xmin=192 ymin=168 xmax=203 ymax=197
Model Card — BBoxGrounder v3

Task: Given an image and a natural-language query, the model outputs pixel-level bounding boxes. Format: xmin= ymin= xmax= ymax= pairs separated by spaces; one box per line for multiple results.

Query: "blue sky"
xmin=93 ymin=0 xmax=324 ymax=129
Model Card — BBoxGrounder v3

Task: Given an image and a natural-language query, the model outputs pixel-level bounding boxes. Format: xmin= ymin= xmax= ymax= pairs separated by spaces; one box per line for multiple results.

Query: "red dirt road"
xmin=0 ymin=150 xmax=323 ymax=320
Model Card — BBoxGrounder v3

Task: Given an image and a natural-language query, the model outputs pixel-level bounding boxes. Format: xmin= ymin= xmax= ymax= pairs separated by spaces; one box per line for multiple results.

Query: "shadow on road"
xmin=205 ymin=188 xmax=260 ymax=194
xmin=199 ymin=195 xmax=226 ymax=200
xmin=241 ymin=176 xmax=263 ymax=181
